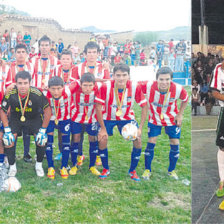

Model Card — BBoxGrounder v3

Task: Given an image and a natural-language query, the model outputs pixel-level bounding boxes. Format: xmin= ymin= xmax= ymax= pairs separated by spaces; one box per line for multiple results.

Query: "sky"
xmin=5 ymin=0 xmax=191 ymax=32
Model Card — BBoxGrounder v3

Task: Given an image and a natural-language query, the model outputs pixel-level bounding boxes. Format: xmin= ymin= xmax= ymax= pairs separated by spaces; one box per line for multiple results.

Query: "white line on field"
xmin=192 ymin=129 xmax=216 ymax=132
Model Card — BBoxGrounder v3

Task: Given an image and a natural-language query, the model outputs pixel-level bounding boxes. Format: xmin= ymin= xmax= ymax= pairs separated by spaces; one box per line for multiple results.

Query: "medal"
xmin=53 ymin=98 xmax=60 ymax=125
xmin=116 ymin=109 xmax=123 ymax=117
xmin=55 ymin=119 xmax=58 ymax=125
xmin=85 ymin=115 xmax=88 ymax=121
xmin=84 ymin=106 xmax=88 ymax=121
xmin=160 ymin=113 xmax=164 ymax=120
xmin=20 ymin=116 xmax=26 ymax=122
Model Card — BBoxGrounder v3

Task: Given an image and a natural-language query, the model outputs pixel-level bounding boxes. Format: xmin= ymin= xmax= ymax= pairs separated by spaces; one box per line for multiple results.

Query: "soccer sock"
xmin=99 ymin=148 xmax=109 ymax=170
xmin=145 ymin=143 xmax=155 ymax=171
xmin=61 ymin=135 xmax=70 ymax=169
xmin=129 ymin=147 xmax=141 ymax=172
xmin=217 ymin=149 xmax=224 ymax=181
xmin=78 ymin=132 xmax=84 ymax=156
xmin=46 ymin=135 xmax=54 ymax=168
xmin=71 ymin=142 xmax=79 ymax=166
xmin=89 ymin=141 xmax=98 ymax=168
xmin=23 ymin=134 xmax=30 ymax=156
xmin=36 ymin=145 xmax=46 ymax=162
xmin=168 ymin=144 xmax=180 ymax=172
xmin=0 ymin=154 xmax=5 ymax=164
xmin=4 ymin=145 xmax=16 ymax=165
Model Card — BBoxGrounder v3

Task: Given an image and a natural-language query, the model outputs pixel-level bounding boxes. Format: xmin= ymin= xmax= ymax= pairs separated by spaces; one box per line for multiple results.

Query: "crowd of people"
xmin=191 ymin=51 xmax=222 ymax=115
xmin=0 ymin=32 xmax=189 ymax=184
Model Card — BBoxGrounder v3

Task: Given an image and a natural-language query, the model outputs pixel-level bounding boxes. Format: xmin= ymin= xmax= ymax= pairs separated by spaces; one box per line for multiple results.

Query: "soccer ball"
xmin=3 ymin=177 xmax=21 ymax=192
xmin=121 ymin=123 xmax=138 ymax=141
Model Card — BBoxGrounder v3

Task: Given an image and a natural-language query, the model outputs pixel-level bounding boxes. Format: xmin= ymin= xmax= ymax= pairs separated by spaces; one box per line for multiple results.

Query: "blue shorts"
xmin=46 ymin=119 xmax=71 ymax=135
xmin=148 ymin=122 xmax=181 ymax=139
xmin=104 ymin=120 xmax=138 ymax=136
xmin=71 ymin=122 xmax=99 ymax=136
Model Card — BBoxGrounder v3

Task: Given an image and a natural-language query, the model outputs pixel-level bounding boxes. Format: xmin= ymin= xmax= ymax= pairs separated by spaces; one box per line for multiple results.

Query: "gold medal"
xmin=55 ymin=119 xmax=58 ymax=125
xmin=116 ymin=109 xmax=123 ymax=117
xmin=20 ymin=116 xmax=26 ymax=122
xmin=85 ymin=115 xmax=88 ymax=121
xmin=160 ymin=113 xmax=164 ymax=120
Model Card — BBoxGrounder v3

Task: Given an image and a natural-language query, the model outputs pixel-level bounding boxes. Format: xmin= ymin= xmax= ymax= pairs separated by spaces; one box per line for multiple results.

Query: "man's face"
xmin=61 ymin=54 xmax=72 ymax=68
xmin=113 ymin=70 xmax=129 ymax=89
xmin=81 ymin=82 xmax=94 ymax=95
xmin=85 ymin=48 xmax=98 ymax=63
xmin=49 ymin=85 xmax=63 ymax=99
xmin=16 ymin=78 xmax=30 ymax=95
xmin=157 ymin=73 xmax=172 ymax=91
xmin=16 ymin=48 xmax=27 ymax=63
xmin=39 ymin=41 xmax=50 ymax=56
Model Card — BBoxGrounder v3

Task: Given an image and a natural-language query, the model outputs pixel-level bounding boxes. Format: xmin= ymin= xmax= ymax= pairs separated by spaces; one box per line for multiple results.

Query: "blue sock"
xmin=78 ymin=133 xmax=84 ymax=156
xmin=99 ymin=148 xmax=109 ymax=170
xmin=46 ymin=135 xmax=54 ymax=168
xmin=129 ymin=147 xmax=141 ymax=172
xmin=23 ymin=134 xmax=30 ymax=156
xmin=61 ymin=135 xmax=70 ymax=169
xmin=0 ymin=154 xmax=5 ymax=163
xmin=71 ymin=142 xmax=79 ymax=166
xmin=168 ymin=144 xmax=180 ymax=172
xmin=145 ymin=143 xmax=155 ymax=171
xmin=89 ymin=141 xmax=98 ymax=168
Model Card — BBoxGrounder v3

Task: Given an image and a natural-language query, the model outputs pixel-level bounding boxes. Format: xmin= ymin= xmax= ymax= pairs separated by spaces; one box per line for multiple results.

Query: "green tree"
xmin=134 ymin=31 xmax=158 ymax=46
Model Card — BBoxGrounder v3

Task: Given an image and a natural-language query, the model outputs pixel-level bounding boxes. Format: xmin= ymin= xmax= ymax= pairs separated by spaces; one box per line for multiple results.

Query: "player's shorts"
xmin=104 ymin=120 xmax=138 ymax=136
xmin=216 ymin=107 xmax=224 ymax=148
xmin=71 ymin=121 xmax=99 ymax=136
xmin=9 ymin=117 xmax=42 ymax=136
xmin=0 ymin=122 xmax=3 ymax=132
xmin=46 ymin=119 xmax=71 ymax=135
xmin=148 ymin=122 xmax=181 ymax=139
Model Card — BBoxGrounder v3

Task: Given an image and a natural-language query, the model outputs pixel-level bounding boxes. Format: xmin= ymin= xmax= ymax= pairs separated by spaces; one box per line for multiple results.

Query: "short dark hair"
xmin=61 ymin=49 xmax=72 ymax=58
xmin=156 ymin=66 xmax=173 ymax=79
xmin=39 ymin=35 xmax=51 ymax=47
xmin=15 ymin=44 xmax=28 ymax=53
xmin=80 ymin=73 xmax=95 ymax=84
xmin=15 ymin=71 xmax=31 ymax=82
xmin=48 ymin=76 xmax=64 ymax=88
xmin=113 ymin=63 xmax=130 ymax=75
xmin=84 ymin=41 xmax=100 ymax=54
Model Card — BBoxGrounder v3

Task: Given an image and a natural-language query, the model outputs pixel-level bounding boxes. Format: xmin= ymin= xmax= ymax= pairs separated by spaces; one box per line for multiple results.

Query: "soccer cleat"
xmin=77 ymin=155 xmax=85 ymax=166
xmin=129 ymin=170 xmax=141 ymax=181
xmin=35 ymin=162 xmax=45 ymax=177
xmin=142 ymin=169 xmax=151 ymax=180
xmin=219 ymin=200 xmax=224 ymax=210
xmin=95 ymin=156 xmax=102 ymax=166
xmin=99 ymin=168 xmax=110 ymax=179
xmin=23 ymin=153 xmax=32 ymax=163
xmin=4 ymin=156 xmax=9 ymax=169
xmin=8 ymin=163 xmax=17 ymax=177
xmin=54 ymin=153 xmax=62 ymax=161
xmin=60 ymin=167 xmax=69 ymax=179
xmin=89 ymin=166 xmax=101 ymax=176
xmin=216 ymin=181 xmax=224 ymax=197
xmin=168 ymin=170 xmax=179 ymax=180
xmin=69 ymin=166 xmax=78 ymax=175
xmin=47 ymin=167 xmax=55 ymax=180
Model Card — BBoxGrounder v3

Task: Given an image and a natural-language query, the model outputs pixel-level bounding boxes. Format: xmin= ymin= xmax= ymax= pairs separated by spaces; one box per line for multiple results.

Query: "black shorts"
xmin=216 ymin=107 xmax=224 ymax=148
xmin=9 ymin=117 xmax=42 ymax=136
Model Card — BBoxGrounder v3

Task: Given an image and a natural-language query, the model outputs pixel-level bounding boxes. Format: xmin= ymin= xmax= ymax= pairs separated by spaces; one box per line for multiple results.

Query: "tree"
xmin=134 ymin=32 xmax=158 ymax=47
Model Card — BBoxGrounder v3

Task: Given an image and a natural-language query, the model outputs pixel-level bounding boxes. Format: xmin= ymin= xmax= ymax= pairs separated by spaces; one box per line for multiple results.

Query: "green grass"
xmin=0 ymin=88 xmax=191 ymax=224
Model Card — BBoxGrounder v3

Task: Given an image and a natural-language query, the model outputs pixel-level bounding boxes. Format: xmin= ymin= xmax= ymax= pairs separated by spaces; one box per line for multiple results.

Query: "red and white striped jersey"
xmin=54 ymin=64 xmax=79 ymax=83
xmin=141 ymin=81 xmax=188 ymax=126
xmin=95 ymin=80 xmax=147 ymax=121
xmin=75 ymin=61 xmax=110 ymax=80
xmin=0 ymin=64 xmax=10 ymax=94
xmin=31 ymin=55 xmax=58 ymax=91
xmin=210 ymin=63 xmax=224 ymax=107
xmin=5 ymin=61 xmax=33 ymax=87
xmin=70 ymin=80 xmax=102 ymax=123
xmin=46 ymin=85 xmax=72 ymax=121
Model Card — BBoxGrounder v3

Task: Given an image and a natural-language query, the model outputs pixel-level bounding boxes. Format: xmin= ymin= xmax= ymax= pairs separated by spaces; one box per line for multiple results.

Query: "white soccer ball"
xmin=3 ymin=177 xmax=21 ymax=192
xmin=121 ymin=123 xmax=138 ymax=141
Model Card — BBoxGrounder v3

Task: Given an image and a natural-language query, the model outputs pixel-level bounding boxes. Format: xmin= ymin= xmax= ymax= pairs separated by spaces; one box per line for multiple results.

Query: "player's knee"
xmin=88 ymin=135 xmax=97 ymax=142
xmin=148 ymin=137 xmax=157 ymax=144
xmin=170 ymin=138 xmax=179 ymax=145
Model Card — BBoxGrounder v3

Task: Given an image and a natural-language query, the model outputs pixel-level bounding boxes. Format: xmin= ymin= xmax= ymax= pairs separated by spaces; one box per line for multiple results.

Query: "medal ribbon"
xmin=40 ymin=58 xmax=50 ymax=83
xmin=53 ymin=98 xmax=60 ymax=120
xmin=18 ymin=89 xmax=30 ymax=118
xmin=115 ymin=84 xmax=126 ymax=112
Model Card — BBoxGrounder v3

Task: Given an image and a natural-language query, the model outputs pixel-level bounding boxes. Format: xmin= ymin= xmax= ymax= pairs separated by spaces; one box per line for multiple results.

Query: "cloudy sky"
xmin=5 ymin=0 xmax=191 ymax=32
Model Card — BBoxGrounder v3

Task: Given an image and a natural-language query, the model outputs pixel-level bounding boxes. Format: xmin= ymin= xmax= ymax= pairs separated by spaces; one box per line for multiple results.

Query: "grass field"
xmin=0 ymin=88 xmax=191 ymax=224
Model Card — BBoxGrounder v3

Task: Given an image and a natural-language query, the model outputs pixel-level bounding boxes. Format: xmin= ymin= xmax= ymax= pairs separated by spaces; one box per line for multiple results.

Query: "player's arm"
xmin=0 ymin=108 xmax=9 ymax=128
xmin=138 ymin=104 xmax=148 ymax=138
xmin=42 ymin=105 xmax=51 ymax=128
xmin=212 ymin=89 xmax=224 ymax=101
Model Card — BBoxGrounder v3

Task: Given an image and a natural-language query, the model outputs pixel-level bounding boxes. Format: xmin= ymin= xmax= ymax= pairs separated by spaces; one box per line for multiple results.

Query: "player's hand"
xmin=174 ymin=113 xmax=183 ymax=127
xmin=102 ymin=61 xmax=110 ymax=70
xmin=3 ymin=127 xmax=15 ymax=146
xmin=43 ymin=85 xmax=49 ymax=91
xmin=5 ymin=83 xmax=16 ymax=94
xmin=98 ymin=128 xmax=108 ymax=142
xmin=35 ymin=128 xmax=47 ymax=146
